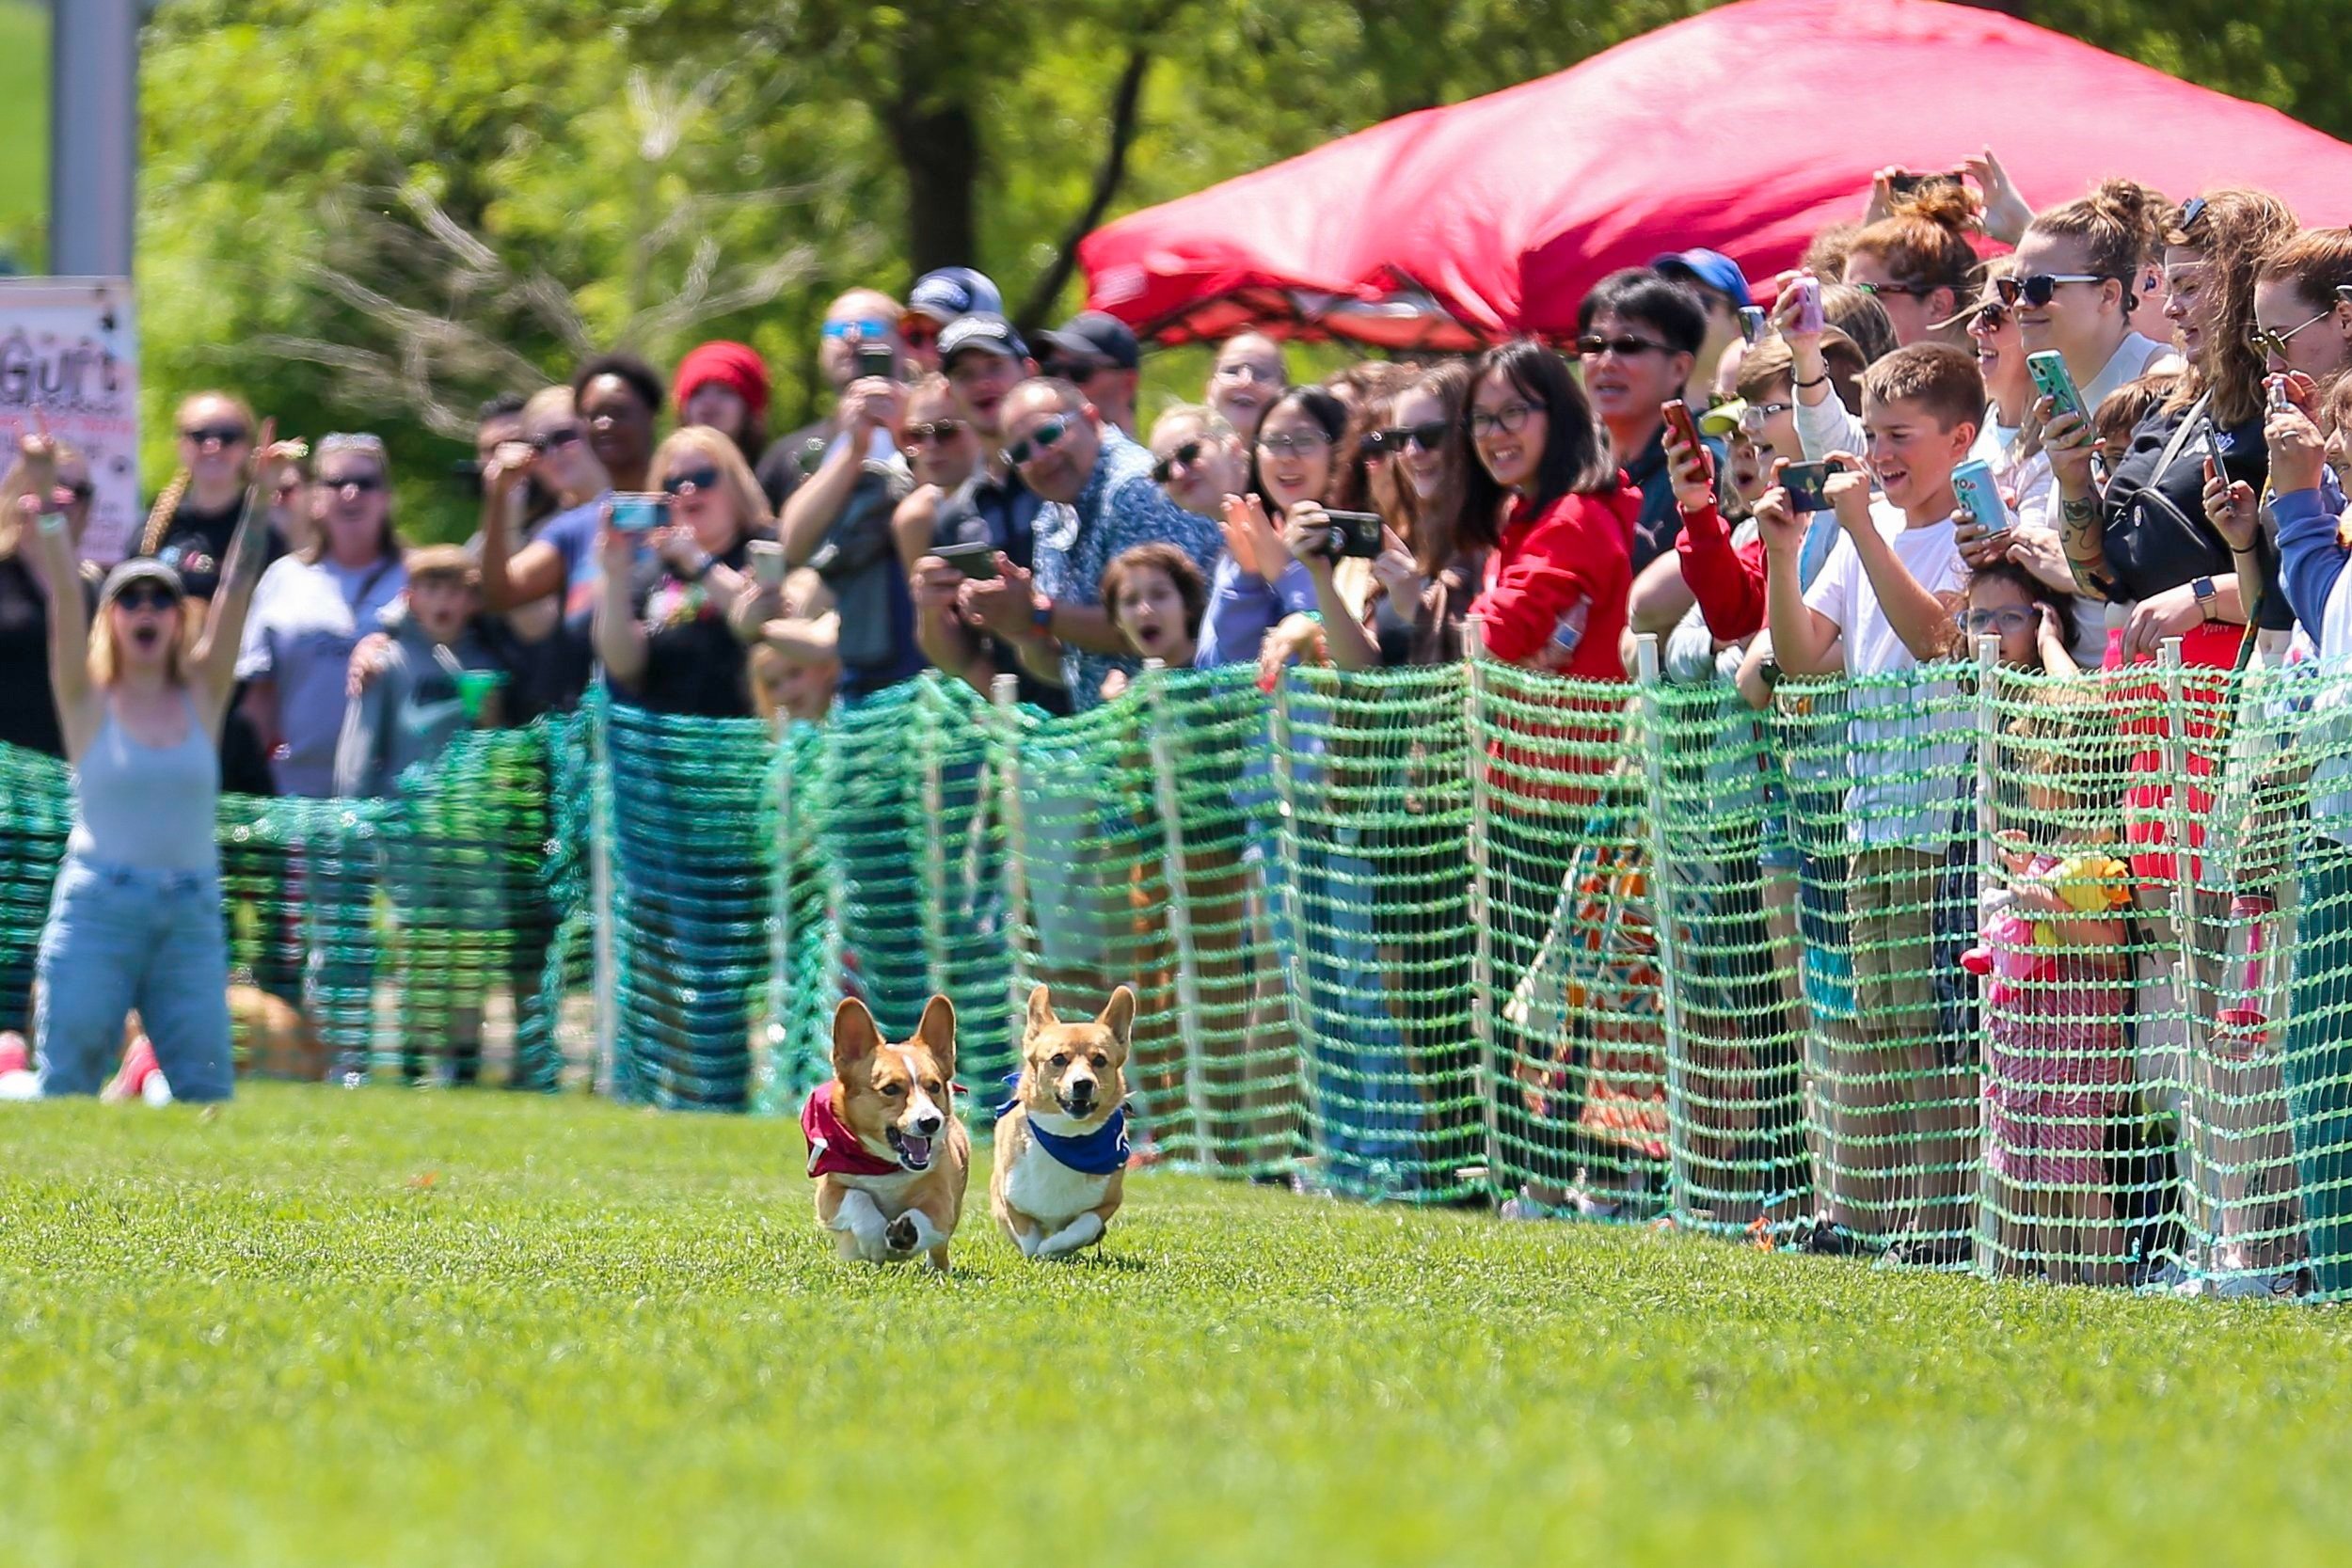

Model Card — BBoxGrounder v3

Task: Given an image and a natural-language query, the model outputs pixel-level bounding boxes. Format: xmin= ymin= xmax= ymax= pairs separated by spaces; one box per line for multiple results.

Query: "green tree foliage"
xmin=136 ymin=0 xmax=2352 ymax=537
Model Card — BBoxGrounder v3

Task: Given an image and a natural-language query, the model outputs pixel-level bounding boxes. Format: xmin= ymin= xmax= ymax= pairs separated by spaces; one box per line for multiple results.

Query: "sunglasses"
xmin=1213 ymin=360 xmax=1279 ymax=384
xmin=1965 ymin=299 xmax=2011 ymax=332
xmin=2177 ymin=195 xmax=2209 ymax=232
xmin=322 ymin=472 xmax=386 ymax=494
xmin=1994 ymin=274 xmax=2110 ymax=309
xmin=1371 ymin=420 xmax=1451 ymax=455
xmin=1256 ymin=430 xmax=1331 ymax=457
xmin=1150 ymin=440 xmax=1203 ymax=483
xmin=1577 ymin=334 xmax=1669 ymax=357
xmin=1044 ymin=357 xmax=1113 ymax=383
xmin=269 ymin=480 xmax=304 ymax=499
xmin=662 ymin=467 xmax=723 ymax=495
xmin=1853 ymin=280 xmax=1938 ymax=299
xmin=823 ymin=318 xmax=896 ymax=341
xmin=901 ymin=419 xmax=968 ymax=446
xmin=530 ymin=425 xmax=583 ymax=454
xmin=114 ymin=585 xmax=181 ymax=612
xmin=1468 ymin=401 xmax=1545 ymax=437
xmin=1004 ymin=417 xmax=1070 ymax=467
xmin=1960 ymin=606 xmax=2037 ymax=635
xmin=2251 ymin=306 xmax=2338 ymax=360
xmin=181 ymin=423 xmax=251 ymax=446
xmin=901 ymin=319 xmax=942 ymax=348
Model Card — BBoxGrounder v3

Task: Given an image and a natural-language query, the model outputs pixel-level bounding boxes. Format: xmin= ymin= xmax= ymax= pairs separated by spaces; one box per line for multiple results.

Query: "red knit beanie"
xmin=673 ymin=341 xmax=771 ymax=420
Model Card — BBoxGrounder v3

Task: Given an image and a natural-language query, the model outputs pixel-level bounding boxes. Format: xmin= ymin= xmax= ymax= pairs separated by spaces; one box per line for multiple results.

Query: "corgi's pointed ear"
xmin=915 ymin=993 xmax=957 ymax=1077
xmin=832 ymin=997 xmax=882 ymax=1079
xmin=1025 ymin=985 xmax=1056 ymax=1037
xmin=1099 ymin=985 xmax=1136 ymax=1055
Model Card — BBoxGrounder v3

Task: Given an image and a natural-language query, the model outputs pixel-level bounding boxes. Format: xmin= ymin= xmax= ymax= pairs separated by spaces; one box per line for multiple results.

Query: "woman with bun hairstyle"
xmin=1841 ymin=184 xmax=1982 ymax=349
xmin=2014 ymin=182 xmax=2182 ymax=448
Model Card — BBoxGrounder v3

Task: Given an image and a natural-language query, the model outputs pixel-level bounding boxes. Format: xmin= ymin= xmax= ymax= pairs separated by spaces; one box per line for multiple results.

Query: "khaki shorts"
xmin=1847 ymin=847 xmax=1942 ymax=1044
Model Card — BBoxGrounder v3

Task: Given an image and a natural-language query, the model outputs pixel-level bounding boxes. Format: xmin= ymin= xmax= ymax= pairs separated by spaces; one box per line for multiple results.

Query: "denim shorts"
xmin=34 ymin=854 xmax=235 ymax=1101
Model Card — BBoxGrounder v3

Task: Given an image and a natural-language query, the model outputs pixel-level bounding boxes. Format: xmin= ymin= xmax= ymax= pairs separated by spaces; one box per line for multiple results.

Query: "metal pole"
xmin=1633 ymin=635 xmax=1696 ymax=1226
xmin=1140 ymin=660 xmax=1216 ymax=1165
xmin=1464 ymin=617 xmax=1503 ymax=1195
xmin=50 ymin=0 xmax=140 ymax=277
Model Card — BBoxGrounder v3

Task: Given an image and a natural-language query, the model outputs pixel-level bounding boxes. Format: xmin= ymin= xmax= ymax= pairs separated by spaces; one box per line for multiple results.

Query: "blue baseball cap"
xmin=1650 ymin=248 xmax=1754 ymax=310
xmin=904 ymin=267 xmax=1004 ymax=328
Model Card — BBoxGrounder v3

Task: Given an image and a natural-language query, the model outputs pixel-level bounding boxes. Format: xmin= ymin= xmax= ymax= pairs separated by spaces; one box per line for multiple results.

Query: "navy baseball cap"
xmin=937 ymin=312 xmax=1029 ymax=367
xmin=904 ymin=267 xmax=1004 ymax=328
xmin=1650 ymin=248 xmax=1754 ymax=310
xmin=1039 ymin=311 xmax=1140 ymax=372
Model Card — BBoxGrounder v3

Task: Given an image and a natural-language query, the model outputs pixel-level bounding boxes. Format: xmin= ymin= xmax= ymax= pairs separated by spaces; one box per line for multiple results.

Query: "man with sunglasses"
xmin=961 ymin=378 xmax=1218 ymax=708
xmin=1577 ymin=268 xmax=1715 ymax=571
xmin=1038 ymin=311 xmax=1142 ymax=436
xmin=754 ymin=288 xmax=908 ymax=507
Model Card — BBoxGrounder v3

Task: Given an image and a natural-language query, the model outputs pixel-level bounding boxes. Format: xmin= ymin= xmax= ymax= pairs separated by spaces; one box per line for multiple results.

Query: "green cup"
xmin=455 ymin=669 xmax=507 ymax=723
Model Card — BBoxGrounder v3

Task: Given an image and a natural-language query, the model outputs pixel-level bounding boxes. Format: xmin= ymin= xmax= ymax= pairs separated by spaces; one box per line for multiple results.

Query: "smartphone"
xmin=2269 ymin=375 xmax=2294 ymax=412
xmin=1949 ymin=458 xmax=2008 ymax=538
xmin=1791 ymin=276 xmax=1824 ymax=335
xmin=609 ymin=493 xmax=669 ymax=534
xmin=1887 ymin=170 xmax=1963 ymax=199
xmin=2200 ymin=420 xmax=2231 ymax=489
xmin=1738 ymin=306 xmax=1768 ymax=347
xmin=2026 ymin=351 xmax=2086 ymax=424
xmin=1780 ymin=460 xmax=1835 ymax=514
xmin=1321 ymin=509 xmax=1383 ymax=560
xmin=749 ymin=538 xmax=786 ymax=590
xmin=855 ymin=339 xmax=898 ymax=381
xmin=1661 ymin=399 xmax=1704 ymax=453
xmin=932 ymin=541 xmax=1000 ymax=580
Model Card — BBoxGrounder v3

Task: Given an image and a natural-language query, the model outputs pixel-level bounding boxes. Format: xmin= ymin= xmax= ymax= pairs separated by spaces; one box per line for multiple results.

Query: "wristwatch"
xmin=2192 ymin=576 xmax=2217 ymax=622
xmin=1029 ymin=594 xmax=1056 ymax=637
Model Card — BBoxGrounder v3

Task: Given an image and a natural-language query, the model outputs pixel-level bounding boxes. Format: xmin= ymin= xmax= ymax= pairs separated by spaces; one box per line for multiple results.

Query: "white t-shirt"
xmin=1804 ymin=504 xmax=1969 ymax=848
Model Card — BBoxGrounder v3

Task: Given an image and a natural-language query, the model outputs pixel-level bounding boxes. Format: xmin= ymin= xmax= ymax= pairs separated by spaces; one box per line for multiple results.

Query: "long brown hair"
xmin=2164 ymin=187 xmax=2298 ymax=427
xmin=1848 ymin=184 xmax=1979 ymax=304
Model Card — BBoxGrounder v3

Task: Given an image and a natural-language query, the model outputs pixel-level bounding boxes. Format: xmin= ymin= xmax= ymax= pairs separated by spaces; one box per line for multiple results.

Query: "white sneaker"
xmin=2207 ymin=1269 xmax=2302 ymax=1302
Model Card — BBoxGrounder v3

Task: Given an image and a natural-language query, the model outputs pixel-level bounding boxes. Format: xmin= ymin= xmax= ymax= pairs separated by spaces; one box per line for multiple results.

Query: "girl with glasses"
xmin=1195 ymin=385 xmax=1348 ymax=669
xmin=13 ymin=414 xmax=282 ymax=1101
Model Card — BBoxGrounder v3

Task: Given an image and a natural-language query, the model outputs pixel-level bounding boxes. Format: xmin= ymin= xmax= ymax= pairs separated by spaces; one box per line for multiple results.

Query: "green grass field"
xmin=5 ymin=1085 xmax=2351 ymax=1566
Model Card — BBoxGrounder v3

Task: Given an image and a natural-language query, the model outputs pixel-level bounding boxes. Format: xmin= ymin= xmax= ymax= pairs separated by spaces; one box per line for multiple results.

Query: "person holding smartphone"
xmin=1195 ymin=385 xmax=1348 ymax=668
xmin=1841 ymin=184 xmax=1980 ymax=349
xmin=756 ymin=289 xmax=906 ymax=505
xmin=1576 ymin=269 xmax=1710 ymax=571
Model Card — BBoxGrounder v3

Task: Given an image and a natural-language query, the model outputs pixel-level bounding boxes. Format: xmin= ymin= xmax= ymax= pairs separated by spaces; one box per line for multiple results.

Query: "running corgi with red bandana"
xmin=991 ymin=984 xmax=1135 ymax=1259
xmin=804 ymin=994 xmax=968 ymax=1270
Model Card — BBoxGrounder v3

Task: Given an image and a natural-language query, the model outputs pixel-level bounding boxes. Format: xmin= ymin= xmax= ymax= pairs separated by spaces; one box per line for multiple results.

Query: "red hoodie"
xmin=1469 ymin=483 xmax=1640 ymax=805
xmin=1672 ymin=498 xmax=1769 ymax=642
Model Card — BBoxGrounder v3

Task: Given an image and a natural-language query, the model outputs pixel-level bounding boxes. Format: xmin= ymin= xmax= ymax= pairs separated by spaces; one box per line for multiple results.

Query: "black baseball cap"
xmin=1038 ymin=311 xmax=1140 ymax=372
xmin=937 ymin=312 xmax=1030 ymax=367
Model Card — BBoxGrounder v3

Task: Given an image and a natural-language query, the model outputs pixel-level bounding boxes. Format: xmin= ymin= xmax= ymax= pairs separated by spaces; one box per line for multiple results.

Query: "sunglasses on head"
xmin=115 ymin=585 xmax=179 ymax=612
xmin=530 ymin=425 xmax=582 ymax=454
xmin=2176 ymin=195 xmax=2209 ymax=232
xmin=323 ymin=472 xmax=386 ymax=494
xmin=1150 ymin=440 xmax=1203 ymax=483
xmin=1371 ymin=420 xmax=1451 ymax=456
xmin=823 ymin=318 xmax=896 ymax=341
xmin=662 ymin=466 xmax=723 ymax=495
xmin=181 ymin=423 xmax=250 ymax=446
xmin=1576 ymin=333 xmax=1669 ymax=358
xmin=1004 ymin=417 xmax=1070 ymax=467
xmin=1994 ymin=274 xmax=2110 ymax=309
xmin=901 ymin=419 xmax=967 ymax=445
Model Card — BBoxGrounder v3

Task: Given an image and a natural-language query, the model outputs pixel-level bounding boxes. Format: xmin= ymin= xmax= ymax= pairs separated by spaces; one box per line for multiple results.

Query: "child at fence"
xmin=1098 ymin=542 xmax=1204 ymax=700
xmin=1977 ymin=690 xmax=2134 ymax=1285
xmin=1963 ymin=561 xmax=2080 ymax=678
xmin=1761 ymin=341 xmax=1980 ymax=1266
xmin=331 ymin=546 xmax=517 ymax=1082
xmin=750 ymin=615 xmax=843 ymax=726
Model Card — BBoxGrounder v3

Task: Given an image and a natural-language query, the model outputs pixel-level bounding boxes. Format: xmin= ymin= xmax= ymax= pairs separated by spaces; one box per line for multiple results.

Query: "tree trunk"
xmin=888 ymin=91 xmax=981 ymax=277
xmin=1014 ymin=44 xmax=1153 ymax=333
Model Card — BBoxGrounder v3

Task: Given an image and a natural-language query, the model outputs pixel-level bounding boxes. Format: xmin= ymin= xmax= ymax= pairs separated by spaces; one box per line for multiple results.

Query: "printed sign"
xmin=0 ymin=277 xmax=141 ymax=564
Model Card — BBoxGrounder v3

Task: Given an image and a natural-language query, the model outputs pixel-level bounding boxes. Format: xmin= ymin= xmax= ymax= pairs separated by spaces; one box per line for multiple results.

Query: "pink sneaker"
xmin=0 ymin=1032 xmax=27 ymax=1076
xmin=103 ymin=1035 xmax=161 ymax=1103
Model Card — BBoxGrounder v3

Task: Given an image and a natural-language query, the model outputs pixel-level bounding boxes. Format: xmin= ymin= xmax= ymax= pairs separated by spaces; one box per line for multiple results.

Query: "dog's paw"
xmin=884 ymin=1214 xmax=920 ymax=1254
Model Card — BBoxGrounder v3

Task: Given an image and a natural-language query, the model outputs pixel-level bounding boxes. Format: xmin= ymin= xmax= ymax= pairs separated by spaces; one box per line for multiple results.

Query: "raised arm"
xmin=12 ymin=430 xmax=93 ymax=721
xmin=191 ymin=420 xmax=278 ymax=718
xmin=592 ymin=522 xmax=651 ymax=689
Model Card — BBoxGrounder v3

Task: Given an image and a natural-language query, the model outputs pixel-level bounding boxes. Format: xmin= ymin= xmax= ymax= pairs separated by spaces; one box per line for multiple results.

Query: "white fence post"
xmin=1141 ymin=660 xmax=1218 ymax=1166
xmin=991 ymin=675 xmax=1032 ymax=1024
xmin=1463 ymin=617 xmax=1502 ymax=1194
xmin=589 ymin=699 xmax=618 ymax=1100
xmin=1634 ymin=634 xmax=1696 ymax=1223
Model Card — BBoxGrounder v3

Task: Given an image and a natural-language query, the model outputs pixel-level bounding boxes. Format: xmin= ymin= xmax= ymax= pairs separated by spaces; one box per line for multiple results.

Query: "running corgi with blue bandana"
xmin=805 ymin=994 xmax=969 ymax=1270
xmin=991 ymin=984 xmax=1135 ymax=1259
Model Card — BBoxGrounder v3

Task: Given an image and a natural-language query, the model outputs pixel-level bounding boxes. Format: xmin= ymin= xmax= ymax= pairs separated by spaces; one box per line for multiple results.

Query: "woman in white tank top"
xmin=10 ymin=417 xmax=280 ymax=1101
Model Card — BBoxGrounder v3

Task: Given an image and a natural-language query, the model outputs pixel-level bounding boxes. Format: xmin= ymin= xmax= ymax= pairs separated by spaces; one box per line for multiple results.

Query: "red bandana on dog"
xmin=802 ymin=1083 xmax=903 ymax=1178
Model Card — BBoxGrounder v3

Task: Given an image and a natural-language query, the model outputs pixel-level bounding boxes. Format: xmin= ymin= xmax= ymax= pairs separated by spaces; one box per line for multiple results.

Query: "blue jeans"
xmin=34 ymin=855 xmax=234 ymax=1101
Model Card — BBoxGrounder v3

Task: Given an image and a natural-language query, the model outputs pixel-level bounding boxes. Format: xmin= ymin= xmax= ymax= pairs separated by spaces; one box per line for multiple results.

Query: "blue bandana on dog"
xmin=996 ymin=1071 xmax=1130 ymax=1175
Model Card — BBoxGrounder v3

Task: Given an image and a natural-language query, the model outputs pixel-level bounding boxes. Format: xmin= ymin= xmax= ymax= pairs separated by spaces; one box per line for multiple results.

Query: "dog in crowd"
xmin=228 ymin=985 xmax=327 ymax=1080
xmin=804 ymin=993 xmax=968 ymax=1270
xmin=992 ymin=984 xmax=1135 ymax=1260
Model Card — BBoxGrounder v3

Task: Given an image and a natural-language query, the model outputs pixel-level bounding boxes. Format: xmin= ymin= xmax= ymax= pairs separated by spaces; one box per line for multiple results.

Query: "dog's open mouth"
xmin=888 ymin=1126 xmax=934 ymax=1171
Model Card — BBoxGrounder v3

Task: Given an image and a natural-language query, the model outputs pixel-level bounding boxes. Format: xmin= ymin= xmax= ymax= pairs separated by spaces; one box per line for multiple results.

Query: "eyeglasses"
xmin=662 ymin=467 xmax=723 ymax=495
xmin=1577 ymin=334 xmax=1670 ymax=358
xmin=2250 ymin=306 xmax=2338 ymax=360
xmin=1853 ymin=280 xmax=1935 ymax=299
xmin=1737 ymin=401 xmax=1794 ymax=435
xmin=1256 ymin=430 xmax=1331 ymax=457
xmin=901 ymin=419 xmax=968 ymax=446
xmin=1150 ymin=440 xmax=1203 ymax=483
xmin=181 ymin=423 xmax=250 ymax=446
xmin=1960 ymin=606 xmax=2037 ymax=635
xmin=1213 ymin=360 xmax=1280 ymax=384
xmin=1994 ymin=274 xmax=2111 ymax=309
xmin=322 ymin=472 xmax=386 ymax=494
xmin=529 ymin=425 xmax=583 ymax=454
xmin=1004 ymin=418 xmax=1070 ymax=467
xmin=823 ymin=318 xmax=896 ymax=341
xmin=114 ymin=585 xmax=180 ymax=612
xmin=1468 ymin=401 xmax=1546 ymax=437
xmin=1371 ymin=420 xmax=1452 ymax=455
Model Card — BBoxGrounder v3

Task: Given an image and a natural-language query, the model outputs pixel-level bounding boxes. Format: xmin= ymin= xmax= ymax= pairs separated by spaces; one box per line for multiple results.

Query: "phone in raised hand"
xmin=2026 ymin=351 xmax=2086 ymax=424
xmin=1791 ymin=276 xmax=1824 ymax=335
xmin=932 ymin=541 xmax=1000 ymax=580
xmin=608 ymin=493 xmax=669 ymax=534
xmin=749 ymin=538 xmax=787 ymax=589
xmin=1950 ymin=458 xmax=2008 ymax=539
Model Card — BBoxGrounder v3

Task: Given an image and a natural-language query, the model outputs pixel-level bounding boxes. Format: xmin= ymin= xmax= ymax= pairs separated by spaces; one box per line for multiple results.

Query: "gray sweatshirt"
xmin=332 ymin=616 xmax=506 ymax=799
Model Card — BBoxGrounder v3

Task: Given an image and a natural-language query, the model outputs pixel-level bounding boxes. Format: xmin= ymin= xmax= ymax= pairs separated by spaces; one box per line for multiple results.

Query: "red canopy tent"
xmin=1079 ymin=0 xmax=2352 ymax=349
